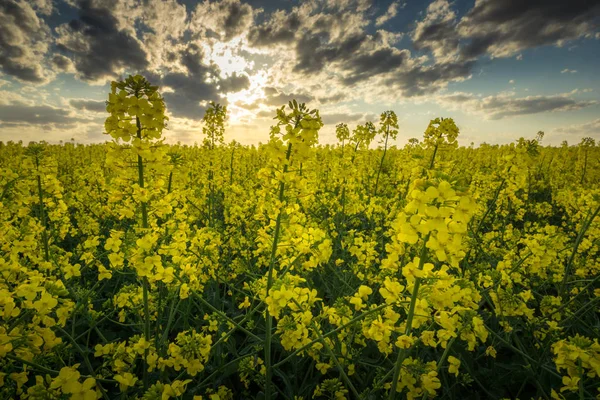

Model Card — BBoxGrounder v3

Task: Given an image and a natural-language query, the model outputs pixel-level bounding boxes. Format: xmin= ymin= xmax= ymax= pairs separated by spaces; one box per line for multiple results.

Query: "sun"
xmin=225 ymin=69 xmax=269 ymax=121
xmin=200 ymin=37 xmax=268 ymax=123
xmin=203 ymin=38 xmax=252 ymax=77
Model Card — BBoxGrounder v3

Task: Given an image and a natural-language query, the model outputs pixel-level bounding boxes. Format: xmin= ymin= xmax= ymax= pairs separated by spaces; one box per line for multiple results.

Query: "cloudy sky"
xmin=1 ymin=0 xmax=599 ymax=146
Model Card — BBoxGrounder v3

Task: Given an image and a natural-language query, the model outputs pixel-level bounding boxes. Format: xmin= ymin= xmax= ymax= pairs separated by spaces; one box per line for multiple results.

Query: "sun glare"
xmin=198 ymin=38 xmax=268 ymax=123
xmin=202 ymin=38 xmax=252 ymax=77
xmin=226 ymin=70 xmax=269 ymax=123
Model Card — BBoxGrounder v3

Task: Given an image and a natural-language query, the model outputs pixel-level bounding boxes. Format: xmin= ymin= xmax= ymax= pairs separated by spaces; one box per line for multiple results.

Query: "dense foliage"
xmin=1 ymin=75 xmax=599 ymax=400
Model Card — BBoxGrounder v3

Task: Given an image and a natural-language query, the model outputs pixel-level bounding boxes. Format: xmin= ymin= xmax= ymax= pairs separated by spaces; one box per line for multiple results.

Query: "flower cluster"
xmin=1 ymin=76 xmax=599 ymax=399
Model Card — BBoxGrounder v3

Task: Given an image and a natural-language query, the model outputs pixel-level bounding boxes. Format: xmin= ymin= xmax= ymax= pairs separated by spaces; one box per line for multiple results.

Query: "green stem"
xmin=159 ymin=294 xmax=181 ymax=356
xmin=429 ymin=143 xmax=439 ymax=170
xmin=462 ymin=175 xmax=508 ymax=270
xmin=388 ymin=237 xmax=429 ymax=400
xmin=6 ymin=355 xmax=115 ymax=384
xmin=0 ymin=177 xmax=18 ymax=203
xmin=208 ymin=160 xmax=214 ymax=228
xmin=74 ymin=311 xmax=115 ymax=341
xmin=273 ymin=304 xmax=392 ymax=369
xmin=196 ymin=350 xmax=261 ymax=389
xmin=580 ymin=149 xmax=587 ymax=185
xmin=167 ymin=171 xmax=173 ymax=193
xmin=35 ymin=155 xmax=50 ymax=262
xmin=559 ymin=297 xmax=599 ymax=326
xmin=539 ymin=274 xmax=600 ymax=323
xmin=422 ymin=336 xmax=458 ymax=400
xmin=136 ymin=119 xmax=148 ymax=229
xmin=136 ymin=115 xmax=151 ymax=391
xmin=294 ymin=299 xmax=361 ymax=399
xmin=475 ymin=176 xmax=508 ymax=235
xmin=436 ymin=336 xmax=457 ymax=370
xmin=56 ymin=327 xmax=110 ymax=400
xmin=560 ymin=203 xmax=600 ymax=297
xmin=142 ymin=279 xmax=150 ymax=388
xmin=485 ymin=326 xmax=561 ymax=379
xmin=373 ymin=128 xmax=389 ymax=197
xmin=578 ymin=359 xmax=585 ymax=400
xmin=229 ymin=145 xmax=235 ymax=185
xmin=191 ymin=290 xmax=261 ymax=342
xmin=265 ymin=141 xmax=293 ymax=400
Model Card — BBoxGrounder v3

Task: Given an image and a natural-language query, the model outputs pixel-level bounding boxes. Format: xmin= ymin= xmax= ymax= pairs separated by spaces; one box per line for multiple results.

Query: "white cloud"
xmin=376 ymin=1 xmax=400 ymax=26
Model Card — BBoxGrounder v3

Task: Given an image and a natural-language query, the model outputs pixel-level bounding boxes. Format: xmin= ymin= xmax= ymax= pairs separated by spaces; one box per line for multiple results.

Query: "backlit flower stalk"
xmin=373 ymin=111 xmax=399 ymax=197
xmin=202 ymin=102 xmax=227 ymax=227
xmin=104 ymin=74 xmax=168 ymax=390
xmin=260 ymin=100 xmax=324 ymax=399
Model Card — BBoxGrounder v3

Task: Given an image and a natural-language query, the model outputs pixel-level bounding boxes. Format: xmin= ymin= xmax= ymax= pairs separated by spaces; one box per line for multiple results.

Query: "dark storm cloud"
xmin=191 ymin=0 xmax=255 ymax=41
xmin=295 ymin=32 xmax=410 ymax=84
xmin=54 ymin=0 xmax=148 ymax=82
xmin=69 ymin=99 xmax=106 ymax=113
xmin=256 ymin=110 xmax=273 ymax=118
xmin=318 ymin=93 xmax=346 ymax=104
xmin=485 ymin=97 xmax=596 ymax=120
xmin=0 ymin=103 xmax=83 ymax=126
xmin=439 ymin=93 xmax=473 ymax=103
xmin=458 ymin=0 xmax=600 ymax=58
xmin=412 ymin=0 xmax=459 ymax=61
xmin=553 ymin=119 xmax=600 ymax=136
xmin=293 ymin=31 xmax=368 ymax=74
xmin=438 ymin=92 xmax=597 ymax=119
xmin=0 ymin=0 xmax=51 ymax=83
xmin=51 ymin=54 xmax=74 ymax=72
xmin=2 ymin=0 xmax=597 ymax=135
xmin=321 ymin=112 xmax=375 ymax=125
xmin=217 ymin=0 xmax=254 ymax=40
xmin=248 ymin=5 xmax=405 ymax=84
xmin=180 ymin=44 xmax=210 ymax=76
xmin=221 ymin=72 xmax=250 ymax=93
xmin=157 ymin=44 xmax=249 ymax=119
xmin=263 ymin=87 xmax=314 ymax=106
xmin=248 ymin=3 xmax=461 ymax=91
xmin=411 ymin=0 xmax=600 ymax=63
xmin=414 ymin=22 xmax=457 ymax=51
xmin=341 ymin=48 xmax=409 ymax=85
xmin=247 ymin=10 xmax=302 ymax=47
xmin=387 ymin=60 xmax=476 ymax=97
xmin=161 ymin=72 xmax=222 ymax=119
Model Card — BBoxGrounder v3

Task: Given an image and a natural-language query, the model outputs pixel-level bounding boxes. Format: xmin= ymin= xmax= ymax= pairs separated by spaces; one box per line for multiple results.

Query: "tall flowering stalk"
xmin=202 ymin=102 xmax=227 ymax=227
xmin=386 ymin=117 xmax=476 ymax=399
xmin=3 ymin=85 xmax=600 ymax=399
xmin=261 ymin=100 xmax=323 ymax=399
xmin=104 ymin=74 xmax=168 ymax=389
xmin=423 ymin=118 xmax=459 ymax=170
xmin=578 ymin=137 xmax=595 ymax=184
xmin=373 ymin=111 xmax=399 ymax=197
xmin=339 ymin=121 xmax=376 ymax=216
xmin=336 ymin=123 xmax=350 ymax=158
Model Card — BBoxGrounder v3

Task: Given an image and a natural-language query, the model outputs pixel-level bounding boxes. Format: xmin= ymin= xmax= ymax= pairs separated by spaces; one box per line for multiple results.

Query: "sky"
xmin=0 ymin=0 xmax=599 ymax=146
